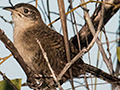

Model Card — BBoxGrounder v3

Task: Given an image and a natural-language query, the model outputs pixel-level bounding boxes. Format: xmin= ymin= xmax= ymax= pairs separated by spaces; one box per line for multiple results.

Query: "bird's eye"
xmin=24 ymin=9 xmax=29 ymax=13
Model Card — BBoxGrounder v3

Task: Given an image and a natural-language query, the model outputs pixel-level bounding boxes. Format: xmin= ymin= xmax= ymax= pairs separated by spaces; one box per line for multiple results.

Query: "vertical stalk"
xmin=57 ymin=0 xmax=75 ymax=89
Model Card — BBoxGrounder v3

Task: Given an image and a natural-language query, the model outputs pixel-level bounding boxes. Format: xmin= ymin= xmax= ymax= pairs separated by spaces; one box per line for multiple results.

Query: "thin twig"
xmin=94 ymin=0 xmax=105 ymax=89
xmin=81 ymin=0 xmax=113 ymax=74
xmin=84 ymin=74 xmax=90 ymax=90
xmin=36 ymin=38 xmax=63 ymax=90
xmin=35 ymin=0 xmax=38 ymax=8
xmin=102 ymin=37 xmax=120 ymax=44
xmin=0 ymin=54 xmax=12 ymax=65
xmin=66 ymin=82 xmax=112 ymax=90
xmin=48 ymin=0 xmax=117 ymax=26
xmin=69 ymin=0 xmax=81 ymax=51
xmin=47 ymin=0 xmax=53 ymax=28
xmin=94 ymin=31 xmax=102 ymax=90
xmin=69 ymin=7 xmax=76 ymax=35
xmin=102 ymin=29 xmax=113 ymax=70
xmin=58 ymin=27 xmax=101 ymax=80
xmin=8 ymin=0 xmax=13 ymax=7
xmin=0 ymin=15 xmax=13 ymax=25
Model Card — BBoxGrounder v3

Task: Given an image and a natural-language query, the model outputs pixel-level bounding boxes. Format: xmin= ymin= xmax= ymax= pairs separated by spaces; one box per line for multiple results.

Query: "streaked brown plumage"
xmin=3 ymin=3 xmax=84 ymax=89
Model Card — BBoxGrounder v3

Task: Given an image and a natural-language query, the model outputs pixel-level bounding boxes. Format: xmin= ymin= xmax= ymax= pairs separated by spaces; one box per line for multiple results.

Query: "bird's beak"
xmin=3 ymin=6 xmax=15 ymax=12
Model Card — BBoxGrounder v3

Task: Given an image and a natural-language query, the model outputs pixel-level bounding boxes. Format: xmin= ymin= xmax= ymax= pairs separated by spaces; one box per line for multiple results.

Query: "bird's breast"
xmin=13 ymin=27 xmax=40 ymax=72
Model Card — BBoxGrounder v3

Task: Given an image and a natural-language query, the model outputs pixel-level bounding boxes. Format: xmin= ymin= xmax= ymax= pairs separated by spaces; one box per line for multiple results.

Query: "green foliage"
xmin=0 ymin=78 xmax=21 ymax=90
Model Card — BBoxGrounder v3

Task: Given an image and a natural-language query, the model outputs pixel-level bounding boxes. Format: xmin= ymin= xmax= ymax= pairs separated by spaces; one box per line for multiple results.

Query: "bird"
xmin=3 ymin=3 xmax=120 ymax=90
xmin=3 ymin=3 xmax=85 ymax=89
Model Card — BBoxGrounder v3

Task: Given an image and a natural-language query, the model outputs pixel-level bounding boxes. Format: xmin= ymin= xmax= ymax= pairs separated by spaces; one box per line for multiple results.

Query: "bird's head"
xmin=3 ymin=3 xmax=42 ymax=27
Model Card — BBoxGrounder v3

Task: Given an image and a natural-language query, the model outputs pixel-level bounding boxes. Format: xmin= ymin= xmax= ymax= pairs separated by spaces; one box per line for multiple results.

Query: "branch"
xmin=70 ymin=0 xmax=120 ymax=52
xmin=81 ymin=0 xmax=113 ymax=74
xmin=70 ymin=0 xmax=120 ymax=74
xmin=8 ymin=0 xmax=13 ymax=7
xmin=0 ymin=15 xmax=13 ymax=25
xmin=57 ymin=0 xmax=74 ymax=89
xmin=69 ymin=0 xmax=81 ymax=51
xmin=0 ymin=29 xmax=38 ymax=89
xmin=36 ymin=38 xmax=63 ymax=90
xmin=58 ymin=28 xmax=101 ymax=80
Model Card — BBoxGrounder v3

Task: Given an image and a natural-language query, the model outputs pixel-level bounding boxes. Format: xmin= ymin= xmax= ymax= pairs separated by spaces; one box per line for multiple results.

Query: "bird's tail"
xmin=83 ymin=63 xmax=120 ymax=85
